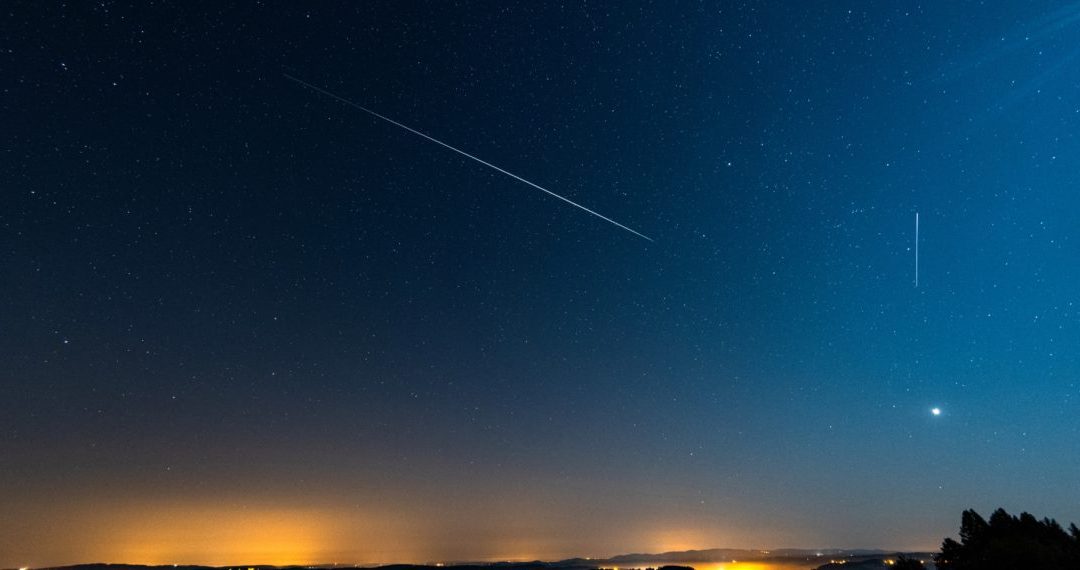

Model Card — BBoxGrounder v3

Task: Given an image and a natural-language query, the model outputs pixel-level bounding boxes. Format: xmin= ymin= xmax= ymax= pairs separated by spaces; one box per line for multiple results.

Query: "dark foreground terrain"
xmin=8 ymin=555 xmax=940 ymax=570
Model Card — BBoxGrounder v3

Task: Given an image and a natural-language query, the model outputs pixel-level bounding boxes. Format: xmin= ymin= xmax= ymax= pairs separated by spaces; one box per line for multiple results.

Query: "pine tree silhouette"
xmin=935 ymin=508 xmax=1080 ymax=569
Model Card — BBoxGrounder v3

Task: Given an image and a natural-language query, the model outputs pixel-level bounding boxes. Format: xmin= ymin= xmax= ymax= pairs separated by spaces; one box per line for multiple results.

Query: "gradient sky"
xmin=4 ymin=1 xmax=1080 ymax=567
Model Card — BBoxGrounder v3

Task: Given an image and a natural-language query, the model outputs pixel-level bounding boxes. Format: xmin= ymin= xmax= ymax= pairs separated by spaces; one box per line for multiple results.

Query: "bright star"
xmin=931 ymin=407 xmax=942 ymax=416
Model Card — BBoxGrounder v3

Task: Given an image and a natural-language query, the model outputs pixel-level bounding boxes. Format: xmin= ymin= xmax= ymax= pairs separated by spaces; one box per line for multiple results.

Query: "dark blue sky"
xmin=4 ymin=1 xmax=1080 ymax=565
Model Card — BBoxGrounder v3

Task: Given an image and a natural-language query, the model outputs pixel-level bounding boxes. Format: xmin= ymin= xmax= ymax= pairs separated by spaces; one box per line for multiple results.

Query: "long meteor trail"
xmin=283 ymin=73 xmax=653 ymax=242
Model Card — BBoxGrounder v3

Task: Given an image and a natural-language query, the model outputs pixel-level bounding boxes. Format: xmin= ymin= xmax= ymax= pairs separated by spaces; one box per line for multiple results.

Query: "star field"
xmin=3 ymin=1 xmax=1080 ymax=566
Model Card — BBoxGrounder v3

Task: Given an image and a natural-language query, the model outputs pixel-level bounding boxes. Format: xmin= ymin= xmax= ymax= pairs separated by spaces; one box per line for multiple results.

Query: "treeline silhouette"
xmin=935 ymin=507 xmax=1080 ymax=569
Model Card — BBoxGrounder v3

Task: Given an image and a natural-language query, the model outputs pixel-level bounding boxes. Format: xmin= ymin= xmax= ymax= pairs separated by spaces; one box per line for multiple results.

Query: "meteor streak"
xmin=284 ymin=73 xmax=653 ymax=242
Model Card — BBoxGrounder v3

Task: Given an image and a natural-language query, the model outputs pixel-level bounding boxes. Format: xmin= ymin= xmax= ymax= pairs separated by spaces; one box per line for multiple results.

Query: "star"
xmin=931 ymin=407 xmax=942 ymax=416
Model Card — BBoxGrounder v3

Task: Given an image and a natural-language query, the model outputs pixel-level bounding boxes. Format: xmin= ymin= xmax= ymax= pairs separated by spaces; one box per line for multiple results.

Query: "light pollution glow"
xmin=1 ymin=496 xmax=815 ymax=568
xmin=6 ymin=502 xmax=339 ymax=567
xmin=2 ymin=475 xmax=936 ymax=568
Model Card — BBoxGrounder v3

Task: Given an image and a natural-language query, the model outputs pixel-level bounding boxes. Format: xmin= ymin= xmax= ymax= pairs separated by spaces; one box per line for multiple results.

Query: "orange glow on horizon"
xmin=102 ymin=504 xmax=337 ymax=566
xmin=3 ymin=491 xmax=819 ymax=569
xmin=648 ymin=528 xmax=716 ymax=554
xmin=693 ymin=564 xmax=792 ymax=570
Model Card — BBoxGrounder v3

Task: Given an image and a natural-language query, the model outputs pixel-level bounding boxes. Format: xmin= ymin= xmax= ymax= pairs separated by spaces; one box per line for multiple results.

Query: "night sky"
xmin=4 ymin=1 xmax=1080 ymax=567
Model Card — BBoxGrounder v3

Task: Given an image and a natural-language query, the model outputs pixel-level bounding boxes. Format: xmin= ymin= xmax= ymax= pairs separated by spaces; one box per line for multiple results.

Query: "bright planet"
xmin=4 ymin=2 xmax=1080 ymax=569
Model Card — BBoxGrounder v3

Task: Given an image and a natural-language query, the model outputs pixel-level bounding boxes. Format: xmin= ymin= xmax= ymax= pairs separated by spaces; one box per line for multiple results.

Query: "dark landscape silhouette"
xmin=11 ymin=508 xmax=1080 ymax=570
